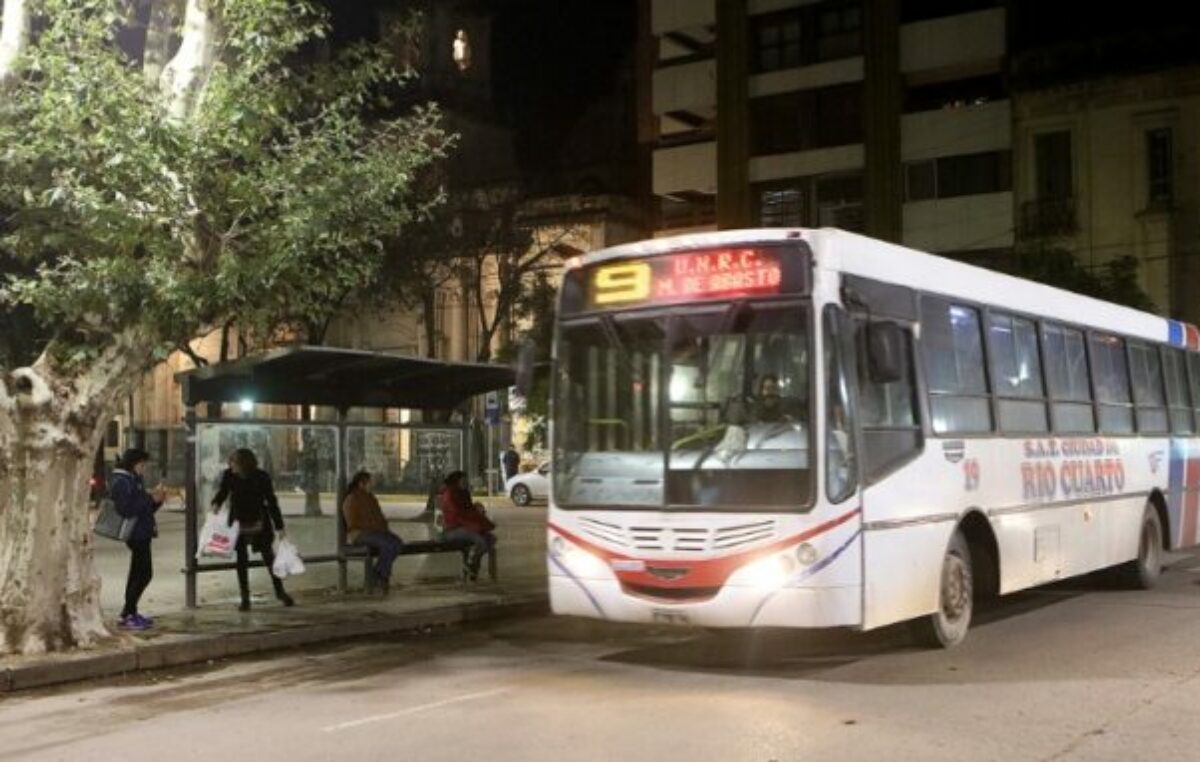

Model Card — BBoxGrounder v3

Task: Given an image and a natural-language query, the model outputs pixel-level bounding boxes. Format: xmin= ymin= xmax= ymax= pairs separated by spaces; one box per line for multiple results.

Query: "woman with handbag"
xmin=111 ymin=448 xmax=166 ymax=630
xmin=211 ymin=448 xmax=295 ymax=611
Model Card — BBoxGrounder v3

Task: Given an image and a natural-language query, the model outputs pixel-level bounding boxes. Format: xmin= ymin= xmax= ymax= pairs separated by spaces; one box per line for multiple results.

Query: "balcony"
xmin=1019 ymin=197 xmax=1077 ymax=239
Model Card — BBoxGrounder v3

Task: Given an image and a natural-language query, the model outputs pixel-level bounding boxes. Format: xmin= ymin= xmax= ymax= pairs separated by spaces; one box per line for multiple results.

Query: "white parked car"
xmin=506 ymin=462 xmax=550 ymax=506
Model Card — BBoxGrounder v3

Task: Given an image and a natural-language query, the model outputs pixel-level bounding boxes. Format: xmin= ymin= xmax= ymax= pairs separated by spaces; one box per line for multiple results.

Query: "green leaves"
xmin=0 ymin=0 xmax=446 ymax=371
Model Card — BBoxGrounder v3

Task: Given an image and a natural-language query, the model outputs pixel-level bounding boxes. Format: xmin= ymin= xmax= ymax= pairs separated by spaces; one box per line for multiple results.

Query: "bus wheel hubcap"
xmin=942 ymin=554 xmax=970 ymax=622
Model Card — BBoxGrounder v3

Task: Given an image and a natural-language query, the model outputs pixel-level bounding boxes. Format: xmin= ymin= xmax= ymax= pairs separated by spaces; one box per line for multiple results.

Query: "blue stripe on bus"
xmin=548 ymin=553 xmax=607 ymax=618
xmin=749 ymin=528 xmax=862 ymax=625
xmin=1169 ymin=320 xmax=1185 ymax=347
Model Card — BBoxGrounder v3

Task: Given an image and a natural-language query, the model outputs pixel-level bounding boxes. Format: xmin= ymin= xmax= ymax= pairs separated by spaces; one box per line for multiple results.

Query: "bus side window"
xmin=856 ymin=319 xmax=922 ymax=483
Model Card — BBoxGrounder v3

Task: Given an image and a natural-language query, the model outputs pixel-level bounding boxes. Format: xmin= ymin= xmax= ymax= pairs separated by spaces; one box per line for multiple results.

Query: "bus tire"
xmin=1117 ymin=504 xmax=1163 ymax=590
xmin=911 ymin=530 xmax=973 ymax=649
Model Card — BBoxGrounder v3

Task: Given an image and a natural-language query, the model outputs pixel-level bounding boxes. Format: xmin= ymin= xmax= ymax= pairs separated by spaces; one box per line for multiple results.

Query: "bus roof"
xmin=579 ymin=228 xmax=1195 ymax=349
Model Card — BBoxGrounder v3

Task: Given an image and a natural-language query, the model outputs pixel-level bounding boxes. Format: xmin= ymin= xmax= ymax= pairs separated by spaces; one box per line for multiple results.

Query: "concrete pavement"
xmin=0 ymin=498 xmax=548 ymax=693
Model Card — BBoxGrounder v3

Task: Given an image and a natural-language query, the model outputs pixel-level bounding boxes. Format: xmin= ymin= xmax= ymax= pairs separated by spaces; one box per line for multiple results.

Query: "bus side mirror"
xmin=514 ymin=341 xmax=537 ymax=396
xmin=867 ymin=321 xmax=904 ymax=384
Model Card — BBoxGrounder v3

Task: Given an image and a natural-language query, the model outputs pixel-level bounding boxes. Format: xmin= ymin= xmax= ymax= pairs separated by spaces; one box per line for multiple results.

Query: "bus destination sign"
xmin=586 ymin=248 xmax=787 ymax=310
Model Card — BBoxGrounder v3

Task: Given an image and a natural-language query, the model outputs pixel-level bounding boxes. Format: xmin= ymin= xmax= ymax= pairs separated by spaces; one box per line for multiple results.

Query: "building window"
xmin=452 ymin=29 xmax=472 ymax=72
xmin=815 ymin=83 xmax=863 ymax=147
xmin=1147 ymin=127 xmax=1173 ymax=207
xmin=750 ymin=84 xmax=862 ymax=156
xmin=816 ymin=4 xmax=862 ymax=62
xmin=903 ymin=74 xmax=1006 ymax=113
xmin=904 ymin=151 xmax=1012 ymax=201
xmin=751 ymin=3 xmax=861 ymax=73
xmin=750 ymin=91 xmax=803 ymax=155
xmin=758 ymin=187 xmax=805 ymax=227
xmin=752 ymin=12 xmax=801 ymax=73
xmin=755 ymin=173 xmax=863 ymax=231
xmin=815 ymin=173 xmax=863 ymax=231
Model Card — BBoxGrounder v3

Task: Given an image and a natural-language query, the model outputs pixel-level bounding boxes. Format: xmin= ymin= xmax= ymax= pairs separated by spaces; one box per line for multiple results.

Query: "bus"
xmin=545 ymin=228 xmax=1199 ymax=647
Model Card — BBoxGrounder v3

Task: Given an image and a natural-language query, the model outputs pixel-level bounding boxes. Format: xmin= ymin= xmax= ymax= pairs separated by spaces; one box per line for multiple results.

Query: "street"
xmin=6 ymin=553 xmax=1200 ymax=761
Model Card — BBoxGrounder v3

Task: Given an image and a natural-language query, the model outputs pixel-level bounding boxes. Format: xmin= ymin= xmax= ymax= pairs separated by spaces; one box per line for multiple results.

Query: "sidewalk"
xmin=4 ymin=499 xmax=550 ymax=693
xmin=0 ymin=578 xmax=548 ymax=693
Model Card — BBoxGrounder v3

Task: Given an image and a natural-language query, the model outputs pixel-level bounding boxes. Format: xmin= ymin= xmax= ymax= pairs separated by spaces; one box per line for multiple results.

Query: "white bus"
xmin=546 ymin=228 xmax=1200 ymax=647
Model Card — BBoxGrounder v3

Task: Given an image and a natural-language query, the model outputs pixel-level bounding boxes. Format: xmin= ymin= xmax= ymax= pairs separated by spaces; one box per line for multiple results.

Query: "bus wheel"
xmin=912 ymin=530 xmax=973 ymax=649
xmin=1118 ymin=505 xmax=1163 ymax=590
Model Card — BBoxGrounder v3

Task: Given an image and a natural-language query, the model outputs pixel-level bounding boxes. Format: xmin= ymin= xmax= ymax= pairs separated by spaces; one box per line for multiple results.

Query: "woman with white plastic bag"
xmin=197 ymin=507 xmax=239 ymax=559
xmin=272 ymin=537 xmax=306 ymax=579
xmin=211 ymin=448 xmax=295 ymax=611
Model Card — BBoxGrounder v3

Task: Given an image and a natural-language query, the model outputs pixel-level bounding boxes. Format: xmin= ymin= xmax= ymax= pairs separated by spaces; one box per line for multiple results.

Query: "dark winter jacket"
xmin=212 ymin=468 xmax=285 ymax=534
xmin=110 ymin=469 xmax=161 ymax=543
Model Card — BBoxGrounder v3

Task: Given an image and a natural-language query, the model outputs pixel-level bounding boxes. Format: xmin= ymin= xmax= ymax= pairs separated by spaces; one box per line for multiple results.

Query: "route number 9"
xmin=593 ymin=262 xmax=651 ymax=306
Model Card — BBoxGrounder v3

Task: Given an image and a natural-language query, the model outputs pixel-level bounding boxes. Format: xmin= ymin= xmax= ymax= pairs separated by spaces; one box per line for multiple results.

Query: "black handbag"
xmin=94 ymin=498 xmax=136 ymax=542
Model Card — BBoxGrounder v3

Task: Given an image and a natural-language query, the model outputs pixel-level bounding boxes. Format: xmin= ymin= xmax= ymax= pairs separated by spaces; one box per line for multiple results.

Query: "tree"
xmin=449 ymin=192 xmax=577 ymax=362
xmin=505 ymin=270 xmax=557 ymax=451
xmin=1010 ymin=245 xmax=1156 ymax=313
xmin=0 ymin=0 xmax=447 ymax=654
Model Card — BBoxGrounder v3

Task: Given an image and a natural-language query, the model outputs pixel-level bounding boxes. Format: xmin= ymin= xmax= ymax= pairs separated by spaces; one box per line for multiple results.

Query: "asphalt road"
xmin=7 ymin=550 xmax=1200 ymax=761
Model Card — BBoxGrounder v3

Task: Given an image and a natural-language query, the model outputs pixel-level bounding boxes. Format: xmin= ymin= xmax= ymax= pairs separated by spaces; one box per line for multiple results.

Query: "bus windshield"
xmin=553 ymin=302 xmax=811 ymax=511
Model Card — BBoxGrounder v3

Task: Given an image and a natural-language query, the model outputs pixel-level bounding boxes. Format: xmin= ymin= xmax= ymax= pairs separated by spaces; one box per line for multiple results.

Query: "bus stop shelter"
xmin=175 ymin=346 xmax=514 ymax=608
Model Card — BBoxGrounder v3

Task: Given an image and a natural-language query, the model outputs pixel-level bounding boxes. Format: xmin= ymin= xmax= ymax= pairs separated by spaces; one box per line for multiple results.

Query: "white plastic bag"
xmin=198 ymin=508 xmax=239 ymax=559
xmin=272 ymin=537 xmax=306 ymax=578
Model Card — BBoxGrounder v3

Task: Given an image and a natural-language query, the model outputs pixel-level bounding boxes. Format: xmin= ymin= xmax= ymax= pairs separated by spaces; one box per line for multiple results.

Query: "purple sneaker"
xmin=133 ymin=614 xmax=155 ymax=628
xmin=118 ymin=615 xmax=148 ymax=631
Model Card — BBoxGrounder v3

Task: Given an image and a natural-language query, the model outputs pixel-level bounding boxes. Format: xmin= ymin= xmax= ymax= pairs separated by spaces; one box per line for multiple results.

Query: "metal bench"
xmin=341 ymin=536 xmax=498 ymax=591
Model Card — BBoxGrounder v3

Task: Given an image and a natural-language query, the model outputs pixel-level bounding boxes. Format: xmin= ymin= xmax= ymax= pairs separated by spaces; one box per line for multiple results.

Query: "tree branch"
xmin=0 ymin=0 xmax=32 ymax=88
xmin=175 ymin=341 xmax=209 ymax=368
xmin=159 ymin=0 xmax=219 ymax=121
xmin=143 ymin=0 xmax=184 ymax=85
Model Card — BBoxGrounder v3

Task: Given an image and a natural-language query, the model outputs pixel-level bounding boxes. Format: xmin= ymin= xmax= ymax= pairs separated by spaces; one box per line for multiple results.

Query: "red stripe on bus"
xmin=1184 ymin=457 xmax=1200 ymax=547
xmin=548 ymin=506 xmax=861 ymax=590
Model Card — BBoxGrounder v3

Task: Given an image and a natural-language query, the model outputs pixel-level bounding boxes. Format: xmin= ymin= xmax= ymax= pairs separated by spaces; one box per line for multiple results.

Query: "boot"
xmin=274 ymin=578 xmax=295 ymax=607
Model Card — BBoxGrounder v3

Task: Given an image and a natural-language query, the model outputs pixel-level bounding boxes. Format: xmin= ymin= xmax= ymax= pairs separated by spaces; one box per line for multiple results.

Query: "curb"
xmin=1 ymin=594 xmax=548 ymax=694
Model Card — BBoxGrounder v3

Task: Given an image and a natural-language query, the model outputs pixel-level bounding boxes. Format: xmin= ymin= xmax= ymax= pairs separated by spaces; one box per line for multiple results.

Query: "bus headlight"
xmin=739 ymin=553 xmax=796 ymax=590
xmin=795 ymin=543 xmax=819 ymax=567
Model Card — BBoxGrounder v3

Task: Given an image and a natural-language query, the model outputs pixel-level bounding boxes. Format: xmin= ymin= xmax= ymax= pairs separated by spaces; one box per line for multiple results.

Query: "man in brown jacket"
xmin=343 ymin=471 xmax=404 ymax=591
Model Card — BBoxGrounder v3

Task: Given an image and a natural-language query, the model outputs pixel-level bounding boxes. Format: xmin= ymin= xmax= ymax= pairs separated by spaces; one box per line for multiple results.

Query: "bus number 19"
xmin=593 ymin=262 xmax=652 ymax=306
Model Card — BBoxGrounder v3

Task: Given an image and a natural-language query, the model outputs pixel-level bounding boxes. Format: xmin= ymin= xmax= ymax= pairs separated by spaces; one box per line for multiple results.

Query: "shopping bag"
xmin=198 ymin=508 xmax=239 ymax=559
xmin=272 ymin=537 xmax=306 ymax=578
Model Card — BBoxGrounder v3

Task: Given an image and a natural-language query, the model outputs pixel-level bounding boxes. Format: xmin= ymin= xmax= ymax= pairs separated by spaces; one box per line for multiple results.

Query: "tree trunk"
xmin=0 ymin=375 xmax=108 ymax=654
xmin=0 ymin=0 xmax=32 ymax=87
xmin=0 ymin=333 xmax=152 ymax=654
xmin=421 ymin=287 xmax=438 ymax=359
